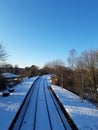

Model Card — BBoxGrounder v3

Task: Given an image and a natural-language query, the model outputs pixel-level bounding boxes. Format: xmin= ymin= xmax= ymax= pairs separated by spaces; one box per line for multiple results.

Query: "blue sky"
xmin=0 ymin=0 xmax=98 ymax=68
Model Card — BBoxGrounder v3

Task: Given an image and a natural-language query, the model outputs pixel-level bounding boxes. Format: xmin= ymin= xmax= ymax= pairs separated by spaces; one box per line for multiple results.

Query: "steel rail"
xmin=45 ymin=79 xmax=71 ymax=130
xmin=33 ymin=80 xmax=40 ymax=130
xmin=44 ymin=80 xmax=53 ymax=130
xmin=49 ymin=85 xmax=71 ymax=130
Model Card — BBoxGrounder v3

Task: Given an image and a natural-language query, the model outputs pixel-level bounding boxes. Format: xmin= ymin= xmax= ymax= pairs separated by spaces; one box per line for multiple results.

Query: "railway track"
xmin=8 ymin=76 xmax=76 ymax=130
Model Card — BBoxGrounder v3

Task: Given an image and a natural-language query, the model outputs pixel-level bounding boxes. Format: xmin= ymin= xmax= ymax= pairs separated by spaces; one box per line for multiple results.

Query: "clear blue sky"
xmin=0 ymin=0 xmax=98 ymax=68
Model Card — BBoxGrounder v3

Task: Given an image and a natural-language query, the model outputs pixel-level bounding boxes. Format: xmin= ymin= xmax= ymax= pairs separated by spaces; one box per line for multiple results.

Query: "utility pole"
xmin=81 ymin=73 xmax=83 ymax=102
xmin=62 ymin=70 xmax=63 ymax=88
xmin=79 ymin=70 xmax=84 ymax=102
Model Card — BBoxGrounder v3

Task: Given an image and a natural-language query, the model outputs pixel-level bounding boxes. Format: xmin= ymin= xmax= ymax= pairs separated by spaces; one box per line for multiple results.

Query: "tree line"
xmin=40 ymin=48 xmax=98 ymax=104
xmin=43 ymin=48 xmax=98 ymax=104
xmin=0 ymin=42 xmax=98 ymax=104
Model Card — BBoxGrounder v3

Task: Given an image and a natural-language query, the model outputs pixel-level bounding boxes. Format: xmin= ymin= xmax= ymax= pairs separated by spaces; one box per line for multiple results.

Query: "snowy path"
xmin=0 ymin=77 xmax=37 ymax=130
xmin=51 ymin=85 xmax=98 ymax=130
xmin=9 ymin=76 xmax=71 ymax=130
xmin=2 ymin=75 xmax=96 ymax=130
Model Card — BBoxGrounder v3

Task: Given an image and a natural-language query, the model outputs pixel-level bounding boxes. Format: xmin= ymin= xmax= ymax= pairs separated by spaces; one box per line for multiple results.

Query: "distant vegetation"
xmin=0 ymin=42 xmax=98 ymax=105
xmin=0 ymin=42 xmax=8 ymax=90
xmin=22 ymin=48 xmax=98 ymax=104
xmin=41 ymin=48 xmax=98 ymax=104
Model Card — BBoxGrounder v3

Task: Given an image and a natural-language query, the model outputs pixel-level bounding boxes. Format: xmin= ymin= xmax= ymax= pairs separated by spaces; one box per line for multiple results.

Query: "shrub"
xmin=0 ymin=75 xmax=7 ymax=90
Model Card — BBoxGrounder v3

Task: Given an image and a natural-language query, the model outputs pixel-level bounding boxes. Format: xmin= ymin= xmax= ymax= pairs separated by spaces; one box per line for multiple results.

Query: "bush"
xmin=0 ymin=75 xmax=7 ymax=90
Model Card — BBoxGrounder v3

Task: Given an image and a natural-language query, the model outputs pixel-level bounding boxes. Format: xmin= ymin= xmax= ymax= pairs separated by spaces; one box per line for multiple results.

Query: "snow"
xmin=2 ymin=72 xmax=18 ymax=78
xmin=51 ymin=85 xmax=98 ymax=130
xmin=0 ymin=74 xmax=98 ymax=130
xmin=33 ymin=78 xmax=51 ymax=130
xmin=0 ymin=77 xmax=37 ymax=130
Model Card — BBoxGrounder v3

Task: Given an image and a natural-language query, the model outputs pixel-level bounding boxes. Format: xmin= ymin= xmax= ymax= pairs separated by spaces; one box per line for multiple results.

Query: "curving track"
xmin=9 ymin=76 xmax=72 ymax=130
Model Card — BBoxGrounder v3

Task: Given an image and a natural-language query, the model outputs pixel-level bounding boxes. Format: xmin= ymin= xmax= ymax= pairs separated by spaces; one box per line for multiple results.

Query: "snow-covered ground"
xmin=0 ymin=74 xmax=98 ymax=130
xmin=0 ymin=77 xmax=37 ymax=130
xmin=51 ymin=85 xmax=98 ymax=130
xmin=2 ymin=72 xmax=18 ymax=78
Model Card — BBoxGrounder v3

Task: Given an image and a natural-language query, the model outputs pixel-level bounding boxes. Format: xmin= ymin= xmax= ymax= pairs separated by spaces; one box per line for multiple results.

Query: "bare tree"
xmin=77 ymin=49 xmax=98 ymax=101
xmin=45 ymin=59 xmax=65 ymax=69
xmin=0 ymin=42 xmax=8 ymax=64
xmin=43 ymin=59 xmax=65 ymax=87
xmin=67 ymin=48 xmax=77 ymax=70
